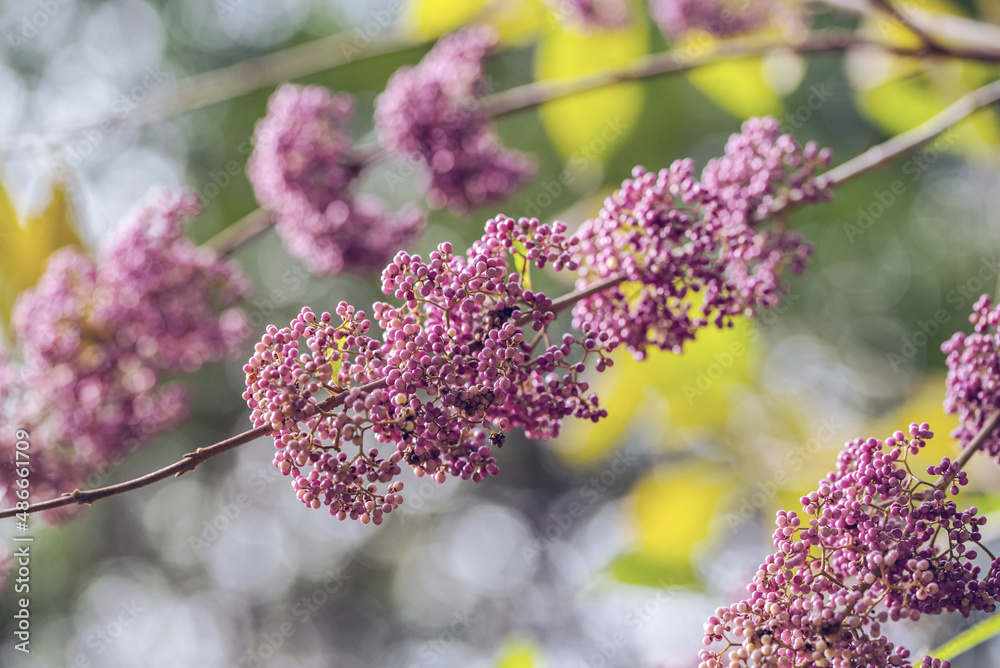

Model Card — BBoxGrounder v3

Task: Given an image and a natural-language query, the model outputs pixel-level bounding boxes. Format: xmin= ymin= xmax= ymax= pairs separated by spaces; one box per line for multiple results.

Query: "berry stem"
xmin=515 ymin=273 xmax=626 ymax=327
xmin=937 ymin=410 xmax=1000 ymax=489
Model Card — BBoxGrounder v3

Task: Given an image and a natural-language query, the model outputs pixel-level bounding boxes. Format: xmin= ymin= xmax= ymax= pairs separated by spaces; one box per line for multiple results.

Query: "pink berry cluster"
xmin=244 ymin=216 xmax=608 ymax=522
xmin=0 ymin=190 xmax=250 ymax=521
xmin=573 ymin=117 xmax=831 ymax=359
xmin=699 ymin=423 xmax=997 ymax=668
xmin=544 ymin=0 xmax=631 ymax=30
xmin=650 ymin=0 xmax=797 ymax=41
xmin=247 ymin=83 xmax=424 ymax=276
xmin=245 ymin=118 xmax=834 ymax=521
xmin=374 ymin=26 xmax=535 ymax=213
xmin=943 ymin=294 xmax=1000 ymax=458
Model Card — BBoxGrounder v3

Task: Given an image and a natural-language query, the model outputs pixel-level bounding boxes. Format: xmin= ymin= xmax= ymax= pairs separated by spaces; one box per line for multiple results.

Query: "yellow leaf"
xmin=0 ymin=180 xmax=83 ymax=328
xmin=761 ymin=49 xmax=806 ymax=97
xmin=613 ymin=464 xmax=731 ymax=586
xmin=326 ymin=334 xmax=345 ymax=382
xmin=552 ymin=363 xmax=647 ymax=464
xmin=871 ymin=0 xmax=963 ymax=47
xmin=0 ymin=180 xmax=15 ymax=221
xmin=0 ymin=186 xmax=21 ymax=329
xmin=535 ymin=13 xmax=646 ymax=160
xmin=632 ymin=464 xmax=728 ymax=558
xmin=553 ymin=315 xmax=757 ymax=465
xmin=23 ymin=183 xmax=81 ymax=256
xmin=643 ymin=316 xmax=756 ymax=428
xmin=488 ymin=0 xmax=548 ymax=44
xmin=680 ymin=32 xmax=782 ymax=118
xmin=510 ymin=239 xmax=532 ymax=290
xmin=404 ymin=0 xmax=487 ymax=40
xmin=404 ymin=0 xmax=546 ymax=44
xmin=494 ymin=639 xmax=543 ymax=668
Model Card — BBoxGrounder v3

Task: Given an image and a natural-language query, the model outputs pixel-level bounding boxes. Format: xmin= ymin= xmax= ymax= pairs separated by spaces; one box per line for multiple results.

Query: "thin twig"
xmin=821 ymin=78 xmax=1000 ymax=188
xmin=140 ymin=32 xmax=425 ymax=124
xmin=515 ymin=274 xmax=627 ymax=327
xmin=202 ymin=207 xmax=272 ymax=256
xmin=482 ymin=28 xmax=1000 ymax=118
xmin=866 ymin=0 xmax=947 ymax=54
xmin=486 ymin=30 xmax=850 ymax=118
xmin=818 ymin=0 xmax=1000 ymax=60
xmin=0 ymin=425 xmax=270 ymax=520
xmin=204 ymin=30 xmax=898 ymax=256
xmin=0 ymin=32 xmax=429 ymax=157
xmin=0 ymin=379 xmax=385 ymax=520
xmin=760 ymin=77 xmax=1000 ymax=220
xmin=549 ymin=274 xmax=627 ymax=316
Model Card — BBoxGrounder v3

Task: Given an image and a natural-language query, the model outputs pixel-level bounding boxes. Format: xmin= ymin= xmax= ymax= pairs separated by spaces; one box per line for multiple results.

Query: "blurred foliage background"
xmin=2 ymin=0 xmax=1000 ymax=666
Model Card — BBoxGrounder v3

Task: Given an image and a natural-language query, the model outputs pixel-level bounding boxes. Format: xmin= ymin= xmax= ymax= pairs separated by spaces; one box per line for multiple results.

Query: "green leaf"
xmin=930 ymin=613 xmax=1000 ymax=661
xmin=610 ymin=551 xmax=696 ymax=587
